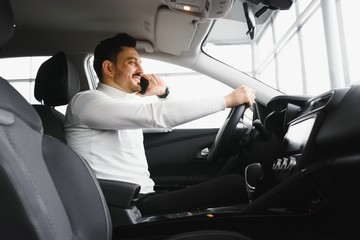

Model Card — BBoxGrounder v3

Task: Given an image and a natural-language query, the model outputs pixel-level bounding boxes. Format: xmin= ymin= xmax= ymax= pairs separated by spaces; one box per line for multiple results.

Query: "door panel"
xmin=143 ymin=102 xmax=269 ymax=190
xmin=144 ymin=128 xmax=226 ymax=189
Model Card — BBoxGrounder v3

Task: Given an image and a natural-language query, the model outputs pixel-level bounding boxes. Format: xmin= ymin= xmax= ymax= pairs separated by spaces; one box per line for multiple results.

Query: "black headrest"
xmin=0 ymin=0 xmax=14 ymax=48
xmin=0 ymin=77 xmax=42 ymax=132
xmin=34 ymin=51 xmax=81 ymax=106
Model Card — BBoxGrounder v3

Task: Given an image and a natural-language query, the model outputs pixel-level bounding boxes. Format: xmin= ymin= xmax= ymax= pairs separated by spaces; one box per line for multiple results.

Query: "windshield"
xmin=203 ymin=0 xmax=360 ymax=96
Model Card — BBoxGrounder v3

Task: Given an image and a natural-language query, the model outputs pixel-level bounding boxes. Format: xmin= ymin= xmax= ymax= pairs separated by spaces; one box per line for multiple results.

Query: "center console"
xmin=272 ymin=116 xmax=316 ymax=175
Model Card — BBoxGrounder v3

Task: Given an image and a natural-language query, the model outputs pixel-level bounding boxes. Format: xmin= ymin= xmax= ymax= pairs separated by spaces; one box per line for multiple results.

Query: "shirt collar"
xmin=97 ymin=83 xmax=138 ymax=100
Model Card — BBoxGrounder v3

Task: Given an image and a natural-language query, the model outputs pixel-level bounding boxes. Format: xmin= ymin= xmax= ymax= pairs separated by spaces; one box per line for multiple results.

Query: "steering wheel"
xmin=207 ymin=104 xmax=246 ymax=162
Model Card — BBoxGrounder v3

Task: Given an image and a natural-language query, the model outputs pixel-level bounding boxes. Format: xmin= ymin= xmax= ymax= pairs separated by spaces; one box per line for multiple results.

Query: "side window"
xmin=142 ymin=58 xmax=232 ymax=129
xmin=87 ymin=56 xmax=232 ymax=129
xmin=0 ymin=56 xmax=68 ymax=111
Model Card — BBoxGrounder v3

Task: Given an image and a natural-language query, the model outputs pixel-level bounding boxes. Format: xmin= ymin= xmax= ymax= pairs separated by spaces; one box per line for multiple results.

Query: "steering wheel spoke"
xmin=207 ymin=104 xmax=246 ymax=162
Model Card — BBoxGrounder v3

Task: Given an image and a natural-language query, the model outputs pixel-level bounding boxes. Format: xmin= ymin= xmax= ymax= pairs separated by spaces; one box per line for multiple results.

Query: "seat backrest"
xmin=0 ymin=1 xmax=111 ymax=238
xmin=33 ymin=51 xmax=80 ymax=143
xmin=0 ymin=77 xmax=112 ymax=240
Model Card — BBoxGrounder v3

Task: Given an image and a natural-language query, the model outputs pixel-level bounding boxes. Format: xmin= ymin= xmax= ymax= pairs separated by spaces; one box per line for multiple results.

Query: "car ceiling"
xmin=4 ymin=0 xmax=167 ymax=57
xmin=3 ymin=0 xmax=267 ymax=58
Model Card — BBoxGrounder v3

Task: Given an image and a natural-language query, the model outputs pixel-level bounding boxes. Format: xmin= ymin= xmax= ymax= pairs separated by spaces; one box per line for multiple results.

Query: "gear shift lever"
xmin=245 ymin=163 xmax=263 ymax=203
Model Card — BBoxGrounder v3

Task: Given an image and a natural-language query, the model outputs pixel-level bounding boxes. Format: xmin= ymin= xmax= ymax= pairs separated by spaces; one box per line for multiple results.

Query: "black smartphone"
xmin=139 ymin=77 xmax=149 ymax=95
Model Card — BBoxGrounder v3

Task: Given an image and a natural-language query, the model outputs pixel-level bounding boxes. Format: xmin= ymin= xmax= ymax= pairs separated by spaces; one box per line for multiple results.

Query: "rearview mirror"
xmin=243 ymin=2 xmax=256 ymax=39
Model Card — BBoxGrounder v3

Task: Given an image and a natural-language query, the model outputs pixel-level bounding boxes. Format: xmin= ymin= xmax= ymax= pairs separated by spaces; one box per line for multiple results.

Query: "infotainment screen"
xmin=284 ymin=117 xmax=316 ymax=153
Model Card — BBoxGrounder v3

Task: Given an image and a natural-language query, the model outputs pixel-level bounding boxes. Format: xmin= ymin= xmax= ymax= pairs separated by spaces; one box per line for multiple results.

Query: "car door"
xmin=144 ymin=128 xmax=223 ymax=190
xmin=143 ymin=102 xmax=268 ymax=191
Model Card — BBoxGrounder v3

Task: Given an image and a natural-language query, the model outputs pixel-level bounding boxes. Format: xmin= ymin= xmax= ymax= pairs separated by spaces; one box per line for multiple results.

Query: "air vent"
xmin=310 ymin=92 xmax=333 ymax=111
xmin=298 ymin=92 xmax=333 ymax=117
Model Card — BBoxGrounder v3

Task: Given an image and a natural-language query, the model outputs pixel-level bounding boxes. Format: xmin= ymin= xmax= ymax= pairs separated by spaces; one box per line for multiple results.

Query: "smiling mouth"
xmin=132 ymin=73 xmax=141 ymax=77
xmin=132 ymin=73 xmax=141 ymax=82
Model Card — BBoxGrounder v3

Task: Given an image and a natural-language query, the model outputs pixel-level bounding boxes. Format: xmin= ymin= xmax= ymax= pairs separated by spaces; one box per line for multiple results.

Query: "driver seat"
xmin=32 ymin=51 xmax=80 ymax=143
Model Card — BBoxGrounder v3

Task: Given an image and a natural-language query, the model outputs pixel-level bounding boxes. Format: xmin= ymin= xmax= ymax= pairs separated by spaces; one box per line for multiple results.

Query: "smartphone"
xmin=139 ymin=77 xmax=149 ymax=95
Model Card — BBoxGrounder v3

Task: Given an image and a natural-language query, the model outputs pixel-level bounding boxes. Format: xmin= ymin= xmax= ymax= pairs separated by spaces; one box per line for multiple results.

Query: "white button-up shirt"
xmin=64 ymin=83 xmax=226 ymax=193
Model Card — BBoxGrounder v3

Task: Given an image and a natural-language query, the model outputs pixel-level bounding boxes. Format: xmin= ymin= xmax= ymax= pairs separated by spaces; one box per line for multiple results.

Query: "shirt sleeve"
xmin=68 ymin=90 xmax=226 ymax=130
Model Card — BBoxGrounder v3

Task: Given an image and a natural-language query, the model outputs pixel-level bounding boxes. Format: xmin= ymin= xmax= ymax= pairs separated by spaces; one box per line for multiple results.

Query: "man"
xmin=64 ymin=33 xmax=256 ymax=215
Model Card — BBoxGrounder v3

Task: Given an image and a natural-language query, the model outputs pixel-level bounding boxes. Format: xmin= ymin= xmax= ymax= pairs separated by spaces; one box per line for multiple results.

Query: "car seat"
xmin=32 ymin=51 xmax=80 ymax=143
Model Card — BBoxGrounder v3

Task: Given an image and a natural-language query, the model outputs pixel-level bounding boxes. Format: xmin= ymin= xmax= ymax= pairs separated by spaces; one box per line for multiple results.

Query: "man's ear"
xmin=102 ymin=60 xmax=113 ymax=78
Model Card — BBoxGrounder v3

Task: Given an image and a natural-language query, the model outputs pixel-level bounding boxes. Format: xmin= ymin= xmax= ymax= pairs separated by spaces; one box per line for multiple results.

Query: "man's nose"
xmin=137 ymin=64 xmax=144 ymax=73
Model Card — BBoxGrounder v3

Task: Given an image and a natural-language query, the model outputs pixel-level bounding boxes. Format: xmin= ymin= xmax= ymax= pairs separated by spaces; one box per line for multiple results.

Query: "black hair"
xmin=93 ymin=33 xmax=136 ymax=81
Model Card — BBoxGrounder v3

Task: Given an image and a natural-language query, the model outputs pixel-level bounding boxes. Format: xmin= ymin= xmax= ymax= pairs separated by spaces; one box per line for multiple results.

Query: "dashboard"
xmin=264 ymin=84 xmax=356 ymax=180
xmin=272 ymin=116 xmax=316 ymax=173
xmin=234 ymin=84 xmax=360 ymax=237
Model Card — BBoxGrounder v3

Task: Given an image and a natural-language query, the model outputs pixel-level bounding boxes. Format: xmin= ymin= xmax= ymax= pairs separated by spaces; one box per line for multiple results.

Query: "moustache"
xmin=132 ymin=73 xmax=142 ymax=77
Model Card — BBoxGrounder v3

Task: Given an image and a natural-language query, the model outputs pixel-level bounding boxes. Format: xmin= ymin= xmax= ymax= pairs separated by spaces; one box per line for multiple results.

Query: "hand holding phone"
xmin=138 ymin=74 xmax=168 ymax=98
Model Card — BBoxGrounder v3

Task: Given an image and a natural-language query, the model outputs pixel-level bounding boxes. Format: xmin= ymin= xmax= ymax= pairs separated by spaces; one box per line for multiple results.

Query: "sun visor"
xmin=155 ymin=7 xmax=199 ymax=55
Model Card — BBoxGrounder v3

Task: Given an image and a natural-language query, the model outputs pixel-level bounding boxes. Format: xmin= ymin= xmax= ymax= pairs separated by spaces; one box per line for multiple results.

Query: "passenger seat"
xmin=32 ymin=51 xmax=80 ymax=143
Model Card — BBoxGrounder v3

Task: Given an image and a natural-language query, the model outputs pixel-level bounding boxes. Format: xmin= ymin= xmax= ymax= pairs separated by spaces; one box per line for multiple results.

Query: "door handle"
xmin=200 ymin=147 xmax=209 ymax=157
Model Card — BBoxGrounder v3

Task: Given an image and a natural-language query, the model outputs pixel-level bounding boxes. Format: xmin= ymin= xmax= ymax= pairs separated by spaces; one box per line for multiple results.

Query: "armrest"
xmin=98 ymin=179 xmax=140 ymax=208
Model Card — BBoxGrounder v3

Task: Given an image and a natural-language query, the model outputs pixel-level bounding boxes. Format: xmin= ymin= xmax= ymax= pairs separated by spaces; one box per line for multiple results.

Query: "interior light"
xmin=183 ymin=5 xmax=191 ymax=11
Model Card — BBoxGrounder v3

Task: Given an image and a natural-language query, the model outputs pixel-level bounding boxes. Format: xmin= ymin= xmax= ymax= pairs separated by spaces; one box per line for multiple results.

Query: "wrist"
xmin=224 ymin=95 xmax=231 ymax=108
xmin=157 ymin=86 xmax=170 ymax=99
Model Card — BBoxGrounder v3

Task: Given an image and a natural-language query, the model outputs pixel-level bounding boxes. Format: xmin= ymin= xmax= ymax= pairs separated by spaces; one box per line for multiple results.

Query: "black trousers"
xmin=136 ymin=174 xmax=248 ymax=216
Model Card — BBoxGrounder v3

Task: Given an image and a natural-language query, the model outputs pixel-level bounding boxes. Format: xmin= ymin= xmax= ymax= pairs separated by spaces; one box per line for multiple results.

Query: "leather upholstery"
xmin=33 ymin=51 xmax=81 ymax=142
xmin=0 ymin=1 xmax=111 ymax=238
xmin=34 ymin=51 xmax=80 ymax=106
xmin=33 ymin=104 xmax=68 ymax=142
xmin=0 ymin=77 xmax=112 ymax=239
